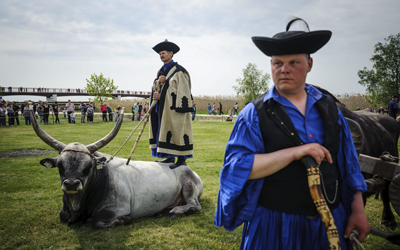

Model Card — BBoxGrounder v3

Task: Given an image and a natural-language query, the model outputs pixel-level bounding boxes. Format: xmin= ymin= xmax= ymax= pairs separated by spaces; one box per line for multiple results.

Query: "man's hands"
xmin=153 ymin=92 xmax=160 ymax=100
xmin=344 ymin=191 xmax=370 ymax=242
xmin=153 ymin=75 xmax=166 ymax=100
xmin=292 ymin=143 xmax=332 ymax=165
xmin=249 ymin=143 xmax=332 ymax=180
xmin=158 ymin=75 xmax=166 ymax=83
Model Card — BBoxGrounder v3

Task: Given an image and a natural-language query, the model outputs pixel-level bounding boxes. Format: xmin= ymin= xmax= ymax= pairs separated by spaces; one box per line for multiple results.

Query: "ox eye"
xmin=82 ymin=164 xmax=92 ymax=175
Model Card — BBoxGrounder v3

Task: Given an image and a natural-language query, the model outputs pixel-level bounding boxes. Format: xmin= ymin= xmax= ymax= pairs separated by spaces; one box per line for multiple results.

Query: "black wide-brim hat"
xmin=252 ymin=18 xmax=332 ymax=56
xmin=153 ymin=40 xmax=180 ymax=54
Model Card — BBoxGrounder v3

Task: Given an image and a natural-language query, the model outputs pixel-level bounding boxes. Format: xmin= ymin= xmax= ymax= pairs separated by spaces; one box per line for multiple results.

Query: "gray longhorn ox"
xmin=30 ymin=111 xmax=203 ymax=229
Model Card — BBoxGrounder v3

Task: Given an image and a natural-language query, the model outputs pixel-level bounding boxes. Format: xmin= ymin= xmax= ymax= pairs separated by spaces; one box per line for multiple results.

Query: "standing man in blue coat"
xmin=214 ymin=18 xmax=369 ymax=249
xmin=387 ymin=95 xmax=399 ymax=119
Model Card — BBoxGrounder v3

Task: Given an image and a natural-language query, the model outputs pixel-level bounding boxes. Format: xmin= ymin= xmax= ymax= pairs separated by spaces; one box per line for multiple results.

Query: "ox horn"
xmin=30 ymin=110 xmax=66 ymax=153
xmin=86 ymin=108 xmax=124 ymax=153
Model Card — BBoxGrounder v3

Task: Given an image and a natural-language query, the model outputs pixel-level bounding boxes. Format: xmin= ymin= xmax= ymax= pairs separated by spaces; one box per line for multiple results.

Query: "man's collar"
xmin=163 ymin=60 xmax=175 ymax=69
xmin=263 ymin=83 xmax=323 ymax=103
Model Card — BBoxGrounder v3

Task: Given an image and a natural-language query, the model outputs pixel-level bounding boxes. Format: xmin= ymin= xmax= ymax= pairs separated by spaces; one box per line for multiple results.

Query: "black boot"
xmin=169 ymin=156 xmax=186 ymax=169
xmin=155 ymin=157 xmax=175 ymax=163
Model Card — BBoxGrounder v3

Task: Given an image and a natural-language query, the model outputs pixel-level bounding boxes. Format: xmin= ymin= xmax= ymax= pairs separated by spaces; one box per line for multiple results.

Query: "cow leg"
xmin=91 ymin=209 xmax=133 ymax=229
xmin=380 ymin=187 xmax=397 ymax=229
xmin=60 ymin=195 xmax=70 ymax=223
xmin=169 ymin=181 xmax=202 ymax=219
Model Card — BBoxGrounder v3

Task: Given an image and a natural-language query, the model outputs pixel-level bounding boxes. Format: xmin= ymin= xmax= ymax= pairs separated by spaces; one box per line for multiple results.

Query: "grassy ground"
xmin=1 ymin=116 xmax=400 ymax=249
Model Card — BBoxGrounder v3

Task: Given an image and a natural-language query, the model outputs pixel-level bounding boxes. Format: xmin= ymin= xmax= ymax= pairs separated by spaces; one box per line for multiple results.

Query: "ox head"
xmin=30 ymin=110 xmax=123 ymax=211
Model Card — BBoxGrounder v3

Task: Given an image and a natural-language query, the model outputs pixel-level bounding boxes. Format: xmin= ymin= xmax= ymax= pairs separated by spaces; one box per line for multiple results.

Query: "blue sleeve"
xmin=214 ymin=103 xmax=265 ymax=231
xmin=337 ymin=110 xmax=367 ymax=215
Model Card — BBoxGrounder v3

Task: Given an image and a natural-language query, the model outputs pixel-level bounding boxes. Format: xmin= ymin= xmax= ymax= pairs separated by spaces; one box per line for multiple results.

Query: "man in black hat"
xmin=149 ymin=40 xmax=194 ymax=169
xmin=215 ymin=18 xmax=369 ymax=249
xmin=387 ymin=95 xmax=399 ymax=119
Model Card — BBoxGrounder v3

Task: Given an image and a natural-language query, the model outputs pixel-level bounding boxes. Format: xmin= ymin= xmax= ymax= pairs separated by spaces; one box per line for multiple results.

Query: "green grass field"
xmin=1 ymin=115 xmax=400 ymax=249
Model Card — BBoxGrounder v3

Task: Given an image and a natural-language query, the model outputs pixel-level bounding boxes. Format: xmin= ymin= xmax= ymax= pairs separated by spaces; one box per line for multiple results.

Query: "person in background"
xmin=143 ymin=102 xmax=149 ymax=114
xmin=79 ymin=102 xmax=87 ymax=123
xmin=63 ymin=108 xmax=67 ymax=118
xmin=107 ymin=105 xmax=113 ymax=122
xmin=133 ymin=102 xmax=139 ymax=121
xmin=211 ymin=102 xmax=217 ymax=115
xmin=226 ymin=108 xmax=233 ymax=122
xmin=87 ymin=105 xmax=94 ymax=123
xmin=7 ymin=103 xmax=14 ymax=126
xmin=12 ymin=101 xmax=20 ymax=125
xmin=52 ymin=101 xmax=60 ymax=124
xmin=70 ymin=111 xmax=76 ymax=124
xmin=233 ymin=102 xmax=239 ymax=115
xmin=33 ymin=102 xmax=37 ymax=119
xmin=0 ymin=103 xmax=6 ymax=126
xmin=192 ymin=103 xmax=196 ymax=121
xmin=101 ymin=104 xmax=108 ymax=122
xmin=37 ymin=101 xmax=44 ymax=125
xmin=207 ymin=103 xmax=212 ymax=115
xmin=65 ymin=100 xmax=75 ymax=123
xmin=149 ymin=39 xmax=194 ymax=169
xmin=138 ymin=102 xmax=143 ymax=121
xmin=43 ymin=102 xmax=50 ymax=124
xmin=115 ymin=105 xmax=122 ymax=122
xmin=219 ymin=102 xmax=224 ymax=115
xmin=90 ymin=102 xmax=95 ymax=112
xmin=23 ymin=103 xmax=31 ymax=125
xmin=387 ymin=95 xmax=399 ymax=119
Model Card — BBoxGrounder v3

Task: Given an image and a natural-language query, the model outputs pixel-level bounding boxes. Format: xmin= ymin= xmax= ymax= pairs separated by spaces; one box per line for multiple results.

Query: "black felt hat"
xmin=252 ymin=18 xmax=332 ymax=56
xmin=152 ymin=39 xmax=180 ymax=54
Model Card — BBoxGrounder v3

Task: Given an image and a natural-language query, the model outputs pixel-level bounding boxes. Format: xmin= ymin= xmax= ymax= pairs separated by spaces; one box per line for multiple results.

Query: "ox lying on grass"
xmin=30 ymin=110 xmax=203 ymax=229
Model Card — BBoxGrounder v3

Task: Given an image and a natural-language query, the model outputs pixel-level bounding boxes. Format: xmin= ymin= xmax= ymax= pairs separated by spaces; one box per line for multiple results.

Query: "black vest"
xmin=253 ymin=93 xmax=342 ymax=215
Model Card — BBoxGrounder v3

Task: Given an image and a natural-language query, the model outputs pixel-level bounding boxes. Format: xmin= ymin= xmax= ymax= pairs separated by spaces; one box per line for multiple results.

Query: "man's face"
xmin=271 ymin=54 xmax=313 ymax=96
xmin=159 ymin=51 xmax=173 ymax=64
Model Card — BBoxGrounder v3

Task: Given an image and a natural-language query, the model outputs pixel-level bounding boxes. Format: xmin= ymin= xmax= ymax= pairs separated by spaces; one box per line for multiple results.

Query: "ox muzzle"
xmin=62 ymin=179 xmax=83 ymax=194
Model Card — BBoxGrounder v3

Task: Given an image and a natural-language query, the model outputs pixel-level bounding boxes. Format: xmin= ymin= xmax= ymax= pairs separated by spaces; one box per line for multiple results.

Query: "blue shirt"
xmin=214 ymin=83 xmax=367 ymax=231
xmin=163 ymin=60 xmax=175 ymax=72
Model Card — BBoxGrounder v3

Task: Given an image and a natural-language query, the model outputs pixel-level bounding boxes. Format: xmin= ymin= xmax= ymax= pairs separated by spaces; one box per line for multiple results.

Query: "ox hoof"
xmin=169 ymin=213 xmax=179 ymax=220
xmin=121 ymin=216 xmax=133 ymax=225
xmin=381 ymin=220 xmax=397 ymax=230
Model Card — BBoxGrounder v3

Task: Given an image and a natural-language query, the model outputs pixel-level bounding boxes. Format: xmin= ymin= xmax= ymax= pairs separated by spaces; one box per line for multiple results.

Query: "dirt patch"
xmin=0 ymin=149 xmax=55 ymax=158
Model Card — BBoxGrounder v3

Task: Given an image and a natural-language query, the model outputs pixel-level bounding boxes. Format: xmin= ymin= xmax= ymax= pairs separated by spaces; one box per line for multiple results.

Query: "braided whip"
xmin=106 ymin=101 xmax=157 ymax=163
xmin=108 ymin=79 xmax=163 ymax=164
xmin=125 ymin=101 xmax=157 ymax=165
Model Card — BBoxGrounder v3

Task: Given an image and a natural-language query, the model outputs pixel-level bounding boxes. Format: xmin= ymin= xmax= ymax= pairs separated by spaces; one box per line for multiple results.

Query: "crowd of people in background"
xmin=6 ymin=96 xmax=397 ymax=126
xmin=0 ymin=96 xmax=152 ymax=127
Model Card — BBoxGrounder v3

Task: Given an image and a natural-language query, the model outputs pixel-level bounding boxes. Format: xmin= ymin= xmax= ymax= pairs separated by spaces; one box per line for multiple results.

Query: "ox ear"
xmin=40 ymin=158 xmax=57 ymax=169
xmin=94 ymin=156 xmax=107 ymax=166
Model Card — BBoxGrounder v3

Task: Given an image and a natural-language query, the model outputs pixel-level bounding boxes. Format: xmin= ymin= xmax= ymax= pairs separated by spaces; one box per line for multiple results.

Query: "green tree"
xmin=358 ymin=33 xmax=400 ymax=104
xmin=85 ymin=73 xmax=118 ymax=105
xmin=233 ymin=63 xmax=270 ymax=103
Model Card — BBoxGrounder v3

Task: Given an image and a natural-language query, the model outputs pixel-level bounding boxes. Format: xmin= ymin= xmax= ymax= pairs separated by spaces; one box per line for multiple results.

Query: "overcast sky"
xmin=1 ymin=0 xmax=400 ymax=102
